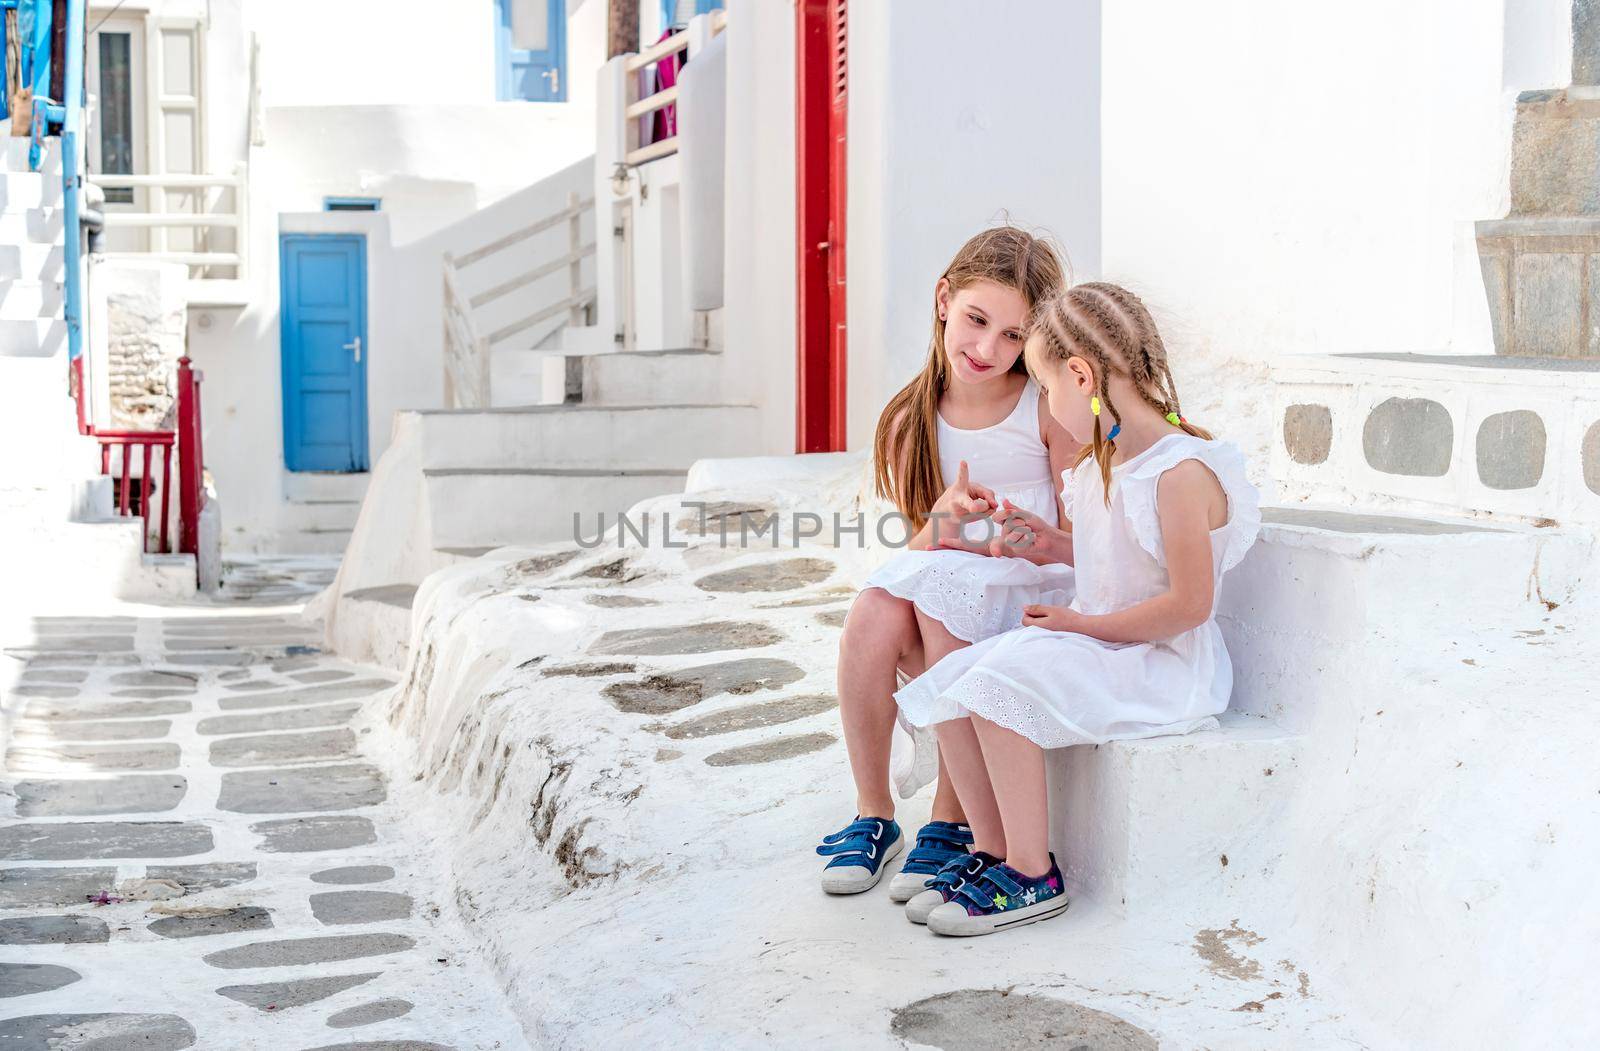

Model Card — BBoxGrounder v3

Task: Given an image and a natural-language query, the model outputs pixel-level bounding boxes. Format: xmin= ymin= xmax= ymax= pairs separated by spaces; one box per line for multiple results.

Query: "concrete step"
xmin=1510 ymin=88 xmax=1600 ymax=216
xmin=0 ymin=241 xmax=65 ymax=282
xmin=284 ymin=499 xmax=362 ymax=535
xmin=0 ymin=317 xmax=66 ymax=358
xmin=0 ymin=278 xmax=64 ymax=319
xmin=1477 ymin=216 xmax=1600 ymax=358
xmin=276 ymin=527 xmax=356 ymax=556
xmin=0 ymin=170 xmax=57 ymax=212
xmin=0 ymin=207 xmax=62 ymax=244
xmin=580 ymin=348 xmax=725 ymax=405
xmin=1272 ymin=352 xmax=1600 ymax=524
xmin=283 ymin=471 xmax=371 ymax=504
xmin=328 ymin=583 xmax=417 ymax=671
xmin=424 ymin=467 xmax=688 ymax=548
xmin=1050 ymin=712 xmax=1301 ymax=916
xmin=415 ymin=403 xmax=762 ymax=472
xmin=1220 ymin=503 xmax=1593 ymax=731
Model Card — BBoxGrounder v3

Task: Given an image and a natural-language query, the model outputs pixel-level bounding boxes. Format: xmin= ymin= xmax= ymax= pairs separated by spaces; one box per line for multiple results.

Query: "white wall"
xmin=721 ymin=0 xmax=798 ymax=454
xmin=844 ymin=0 xmax=1103 ymax=452
xmin=247 ymin=0 xmax=602 ymax=109
xmin=1099 ymin=0 xmax=1572 ymax=465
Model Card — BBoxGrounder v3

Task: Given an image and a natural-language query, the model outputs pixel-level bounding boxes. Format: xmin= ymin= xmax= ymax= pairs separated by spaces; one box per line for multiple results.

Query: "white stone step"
xmin=1272 ymin=352 xmax=1600 ymax=525
xmin=1049 ymin=711 xmax=1301 ymax=916
xmin=0 ymin=171 xmax=56 ymax=212
xmin=283 ymin=498 xmax=363 ymax=535
xmin=580 ymin=348 xmax=726 ymax=405
xmin=416 ymin=403 xmax=762 ymax=472
xmin=0 ymin=241 xmax=65 ymax=282
xmin=424 ymin=467 xmax=688 ymax=548
xmin=0 ymin=207 xmax=62 ymax=244
xmin=1220 ymin=504 xmax=1592 ymax=732
xmin=0 ymin=278 xmax=64 ymax=318
xmin=283 ymin=470 xmax=371 ymax=504
xmin=0 ymin=317 xmax=68 ymax=357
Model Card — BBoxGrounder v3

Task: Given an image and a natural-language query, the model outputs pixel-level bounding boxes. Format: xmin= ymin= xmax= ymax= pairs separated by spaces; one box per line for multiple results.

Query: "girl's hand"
xmin=988 ymin=499 xmax=1055 ymax=562
xmin=926 ymin=461 xmax=998 ymax=553
xmin=1022 ymin=604 xmax=1085 ymax=633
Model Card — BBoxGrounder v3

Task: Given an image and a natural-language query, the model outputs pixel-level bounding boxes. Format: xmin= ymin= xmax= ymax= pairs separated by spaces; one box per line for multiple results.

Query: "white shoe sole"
xmin=926 ymin=893 xmax=1070 ymax=936
xmin=820 ymin=832 xmax=905 ymax=895
xmin=904 ymin=887 xmax=945 ymax=924
xmin=886 ymin=870 xmax=931 ymax=903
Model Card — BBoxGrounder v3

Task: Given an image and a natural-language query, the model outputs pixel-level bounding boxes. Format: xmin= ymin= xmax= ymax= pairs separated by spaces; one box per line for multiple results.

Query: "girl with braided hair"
xmin=895 ymin=282 xmax=1261 ymax=937
xmin=815 ymin=225 xmax=1077 ymax=898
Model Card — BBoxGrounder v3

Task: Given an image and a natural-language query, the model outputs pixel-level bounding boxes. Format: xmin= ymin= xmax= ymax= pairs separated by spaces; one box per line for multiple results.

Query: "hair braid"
xmin=1026 ymin=282 xmax=1214 ymax=504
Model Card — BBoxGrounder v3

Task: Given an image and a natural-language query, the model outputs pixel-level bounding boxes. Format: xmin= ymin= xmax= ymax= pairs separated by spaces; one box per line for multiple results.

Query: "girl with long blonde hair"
xmin=816 ymin=226 xmax=1075 ymax=899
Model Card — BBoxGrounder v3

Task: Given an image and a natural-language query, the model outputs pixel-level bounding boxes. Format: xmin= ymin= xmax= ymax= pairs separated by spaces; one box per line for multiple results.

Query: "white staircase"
xmin=281 ymin=470 xmax=370 ymax=555
xmin=0 ymin=138 xmax=195 ymax=603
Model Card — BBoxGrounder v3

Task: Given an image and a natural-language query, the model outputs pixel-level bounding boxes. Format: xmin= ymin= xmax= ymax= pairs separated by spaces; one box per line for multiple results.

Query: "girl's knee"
xmin=842 ymin=588 xmax=914 ymax=646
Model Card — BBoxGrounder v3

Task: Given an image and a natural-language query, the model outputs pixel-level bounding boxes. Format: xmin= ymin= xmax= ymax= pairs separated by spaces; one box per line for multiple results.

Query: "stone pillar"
xmin=1575 ymin=0 xmax=1600 ymax=85
xmin=97 ymin=261 xmax=189 ymax=430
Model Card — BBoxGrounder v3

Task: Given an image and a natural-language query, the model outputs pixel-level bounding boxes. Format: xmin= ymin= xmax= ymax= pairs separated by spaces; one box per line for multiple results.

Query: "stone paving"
xmin=0 ymin=569 xmax=527 ymax=1050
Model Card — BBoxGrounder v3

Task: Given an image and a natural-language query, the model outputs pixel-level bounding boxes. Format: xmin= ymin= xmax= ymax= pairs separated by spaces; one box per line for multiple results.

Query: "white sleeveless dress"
xmin=860 ymin=377 xmax=1075 ymax=796
xmin=864 ymin=377 xmax=1075 ymax=644
xmin=894 ymin=433 xmax=1261 ymax=749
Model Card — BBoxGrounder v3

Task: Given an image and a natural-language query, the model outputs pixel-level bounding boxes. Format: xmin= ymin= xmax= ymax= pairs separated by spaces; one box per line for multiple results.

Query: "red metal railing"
xmin=175 ymin=355 xmax=206 ymax=557
xmin=95 ymin=430 xmax=174 ymax=553
xmin=74 ymin=354 xmax=206 ymax=564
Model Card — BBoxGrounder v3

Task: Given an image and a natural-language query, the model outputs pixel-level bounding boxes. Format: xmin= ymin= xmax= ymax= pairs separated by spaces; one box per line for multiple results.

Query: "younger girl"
xmin=895 ymin=282 xmax=1260 ymax=936
xmin=816 ymin=226 xmax=1074 ymax=898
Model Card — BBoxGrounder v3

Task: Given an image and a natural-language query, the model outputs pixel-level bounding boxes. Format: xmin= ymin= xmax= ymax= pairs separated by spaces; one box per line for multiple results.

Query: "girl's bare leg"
xmin=971 ymin=714 xmax=1051 ymax=876
xmin=932 ymin=717 xmax=1006 ymax=859
xmin=838 ymin=588 xmax=922 ymax=820
xmin=915 ymin=610 xmax=985 ymax=834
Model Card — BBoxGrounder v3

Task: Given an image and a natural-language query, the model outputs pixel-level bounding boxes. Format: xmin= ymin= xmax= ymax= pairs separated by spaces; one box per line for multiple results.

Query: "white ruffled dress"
xmin=864 ymin=377 xmax=1075 ymax=644
xmin=893 ymin=433 xmax=1261 ymax=750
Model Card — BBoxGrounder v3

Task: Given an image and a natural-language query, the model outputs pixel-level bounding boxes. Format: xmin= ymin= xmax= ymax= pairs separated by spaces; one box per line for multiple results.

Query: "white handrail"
xmin=88 ymin=161 xmax=250 ymax=283
xmin=620 ymin=11 xmax=727 ymax=168
xmin=442 ymin=190 xmax=596 ymax=409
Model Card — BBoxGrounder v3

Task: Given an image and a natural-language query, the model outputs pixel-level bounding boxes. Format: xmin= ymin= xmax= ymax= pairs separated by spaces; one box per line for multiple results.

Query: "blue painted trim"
xmin=494 ymin=0 xmax=566 ymax=102
xmin=278 ymin=234 xmax=370 ymax=472
xmin=61 ymin=0 xmax=86 ymax=363
xmin=323 ymin=196 xmax=381 ymax=211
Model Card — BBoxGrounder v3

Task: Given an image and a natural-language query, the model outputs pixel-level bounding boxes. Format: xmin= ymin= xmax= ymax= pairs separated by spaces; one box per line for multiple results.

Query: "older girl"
xmin=816 ymin=226 xmax=1074 ymax=898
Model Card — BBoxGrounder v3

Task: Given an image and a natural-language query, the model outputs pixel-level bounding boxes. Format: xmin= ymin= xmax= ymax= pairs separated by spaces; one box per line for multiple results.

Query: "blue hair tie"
xmin=1106 ymin=423 xmax=1121 ymax=441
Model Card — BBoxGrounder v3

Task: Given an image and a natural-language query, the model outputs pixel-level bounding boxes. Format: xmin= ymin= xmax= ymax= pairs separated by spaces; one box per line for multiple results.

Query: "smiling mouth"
xmin=963 ymin=353 xmax=995 ymax=372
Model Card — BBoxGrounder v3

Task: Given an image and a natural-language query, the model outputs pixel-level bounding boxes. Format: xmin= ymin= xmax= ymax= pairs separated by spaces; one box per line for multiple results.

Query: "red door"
xmin=796 ymin=0 xmax=847 ymax=452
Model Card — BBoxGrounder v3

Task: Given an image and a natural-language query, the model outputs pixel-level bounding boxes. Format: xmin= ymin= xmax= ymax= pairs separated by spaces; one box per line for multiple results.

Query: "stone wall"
xmin=98 ymin=262 xmax=189 ymax=430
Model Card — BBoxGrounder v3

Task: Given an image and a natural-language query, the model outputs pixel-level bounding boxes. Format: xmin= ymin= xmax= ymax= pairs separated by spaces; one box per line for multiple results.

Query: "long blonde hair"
xmin=872 ymin=226 xmax=1065 ymax=530
xmin=1028 ymin=282 xmax=1211 ymax=503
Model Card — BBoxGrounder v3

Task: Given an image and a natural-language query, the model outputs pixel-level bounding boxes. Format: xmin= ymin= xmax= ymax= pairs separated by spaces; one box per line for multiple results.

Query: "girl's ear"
xmin=935 ymin=278 xmax=951 ymax=320
xmin=1066 ymin=355 xmax=1096 ymax=392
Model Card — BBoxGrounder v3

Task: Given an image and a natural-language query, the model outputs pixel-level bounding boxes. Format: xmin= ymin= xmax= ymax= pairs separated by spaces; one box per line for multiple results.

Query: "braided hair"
xmin=1028 ymin=282 xmax=1211 ymax=503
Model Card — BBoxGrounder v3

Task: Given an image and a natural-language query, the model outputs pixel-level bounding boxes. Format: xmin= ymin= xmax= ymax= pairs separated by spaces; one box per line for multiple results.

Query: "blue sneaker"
xmin=926 ymin=855 xmax=1069 ymax=936
xmin=887 ymin=820 xmax=975 ymax=902
xmin=905 ymin=850 xmax=1001 ymax=924
xmin=816 ymin=816 xmax=904 ymax=895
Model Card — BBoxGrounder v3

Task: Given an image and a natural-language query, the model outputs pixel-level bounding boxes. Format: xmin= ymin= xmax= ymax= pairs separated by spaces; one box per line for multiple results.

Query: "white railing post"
xmin=233 ymin=160 xmax=249 ymax=284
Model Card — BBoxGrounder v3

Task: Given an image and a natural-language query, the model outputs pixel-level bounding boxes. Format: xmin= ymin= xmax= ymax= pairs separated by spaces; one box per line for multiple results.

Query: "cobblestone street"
xmin=0 ymin=561 xmax=525 ymax=1050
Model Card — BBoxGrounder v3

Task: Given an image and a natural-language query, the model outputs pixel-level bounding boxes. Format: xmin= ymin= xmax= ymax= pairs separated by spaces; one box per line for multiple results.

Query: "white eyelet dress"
xmin=861 ymin=377 xmax=1076 ymax=796
xmin=893 ymin=433 xmax=1261 ymax=750
xmin=864 ymin=377 xmax=1075 ymax=645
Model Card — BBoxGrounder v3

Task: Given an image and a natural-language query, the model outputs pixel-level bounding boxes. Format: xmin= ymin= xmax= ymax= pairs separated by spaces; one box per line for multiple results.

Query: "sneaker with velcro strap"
xmin=925 ymin=855 xmax=1069 ymax=936
xmin=815 ymin=816 xmax=904 ymax=895
xmin=887 ymin=820 xmax=974 ymax=902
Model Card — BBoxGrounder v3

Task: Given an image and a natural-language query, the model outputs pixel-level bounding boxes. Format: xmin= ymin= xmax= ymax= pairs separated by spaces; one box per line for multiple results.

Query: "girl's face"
xmin=1025 ymin=335 xmax=1098 ymax=445
xmin=937 ymin=279 xmax=1029 ymax=386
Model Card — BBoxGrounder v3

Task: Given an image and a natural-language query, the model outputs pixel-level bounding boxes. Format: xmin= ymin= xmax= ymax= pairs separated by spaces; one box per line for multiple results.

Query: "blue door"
xmin=496 ymin=0 xmax=566 ymax=102
xmin=280 ymin=235 xmax=368 ymax=472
